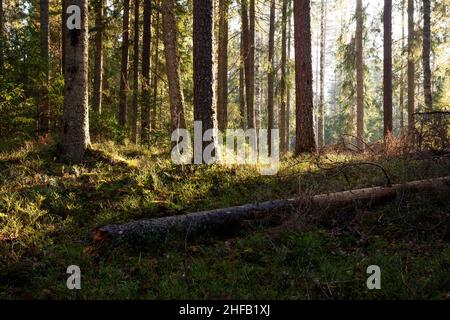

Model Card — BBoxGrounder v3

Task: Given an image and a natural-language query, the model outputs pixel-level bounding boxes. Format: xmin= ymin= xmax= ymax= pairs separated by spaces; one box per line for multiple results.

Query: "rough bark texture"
xmin=267 ymin=0 xmax=275 ymax=153
xmin=61 ymin=0 xmax=90 ymax=162
xmin=318 ymin=0 xmax=326 ymax=149
xmin=407 ymin=0 xmax=415 ymax=131
xmin=119 ymin=0 xmax=130 ymax=127
xmin=279 ymin=0 xmax=288 ymax=154
xmin=217 ymin=0 xmax=229 ymax=131
xmin=132 ymin=0 xmax=140 ymax=143
xmin=152 ymin=8 xmax=160 ymax=130
xmin=162 ymin=0 xmax=186 ymax=132
xmin=356 ymin=0 xmax=364 ymax=149
xmin=242 ymin=0 xmax=255 ymax=130
xmin=422 ymin=0 xmax=432 ymax=110
xmin=286 ymin=2 xmax=292 ymax=152
xmin=399 ymin=0 xmax=405 ymax=130
xmin=239 ymin=1 xmax=246 ymax=128
xmin=61 ymin=0 xmax=66 ymax=76
xmin=39 ymin=0 xmax=50 ymax=134
xmin=92 ymin=0 xmax=104 ymax=114
xmin=141 ymin=0 xmax=152 ymax=143
xmin=96 ymin=177 xmax=450 ymax=242
xmin=383 ymin=0 xmax=393 ymax=139
xmin=294 ymin=0 xmax=316 ymax=154
xmin=193 ymin=0 xmax=214 ymax=139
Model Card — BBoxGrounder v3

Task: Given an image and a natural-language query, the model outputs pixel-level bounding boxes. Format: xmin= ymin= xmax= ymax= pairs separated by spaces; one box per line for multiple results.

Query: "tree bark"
xmin=61 ymin=0 xmax=66 ymax=76
xmin=152 ymin=7 xmax=160 ymax=130
xmin=422 ymin=0 xmax=432 ymax=110
xmin=242 ymin=0 xmax=255 ymax=131
xmin=239 ymin=1 xmax=246 ymax=128
xmin=294 ymin=0 xmax=316 ymax=154
xmin=141 ymin=0 xmax=152 ymax=143
xmin=267 ymin=0 xmax=275 ymax=153
xmin=399 ymin=0 xmax=405 ymax=130
xmin=286 ymin=1 xmax=292 ymax=152
xmin=92 ymin=0 xmax=104 ymax=114
xmin=407 ymin=0 xmax=415 ymax=131
xmin=217 ymin=0 xmax=229 ymax=131
xmin=119 ymin=0 xmax=130 ymax=127
xmin=61 ymin=0 xmax=90 ymax=162
xmin=318 ymin=0 xmax=326 ymax=149
xmin=383 ymin=0 xmax=393 ymax=140
xmin=131 ymin=0 xmax=140 ymax=143
xmin=38 ymin=0 xmax=50 ymax=135
xmin=280 ymin=0 xmax=288 ymax=154
xmin=96 ymin=176 xmax=450 ymax=242
xmin=193 ymin=0 xmax=214 ymax=147
xmin=162 ymin=0 xmax=186 ymax=132
xmin=356 ymin=0 xmax=364 ymax=149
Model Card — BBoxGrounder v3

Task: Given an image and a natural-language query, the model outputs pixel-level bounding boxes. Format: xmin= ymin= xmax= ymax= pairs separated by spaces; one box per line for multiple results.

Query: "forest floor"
xmin=0 ymin=140 xmax=449 ymax=299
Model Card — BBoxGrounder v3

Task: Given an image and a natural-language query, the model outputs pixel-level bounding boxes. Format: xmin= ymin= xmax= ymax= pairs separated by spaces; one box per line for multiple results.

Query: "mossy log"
xmin=95 ymin=177 xmax=450 ymax=243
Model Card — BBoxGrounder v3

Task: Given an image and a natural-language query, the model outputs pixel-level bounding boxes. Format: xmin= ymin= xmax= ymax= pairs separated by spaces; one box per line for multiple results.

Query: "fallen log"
xmin=95 ymin=176 xmax=450 ymax=243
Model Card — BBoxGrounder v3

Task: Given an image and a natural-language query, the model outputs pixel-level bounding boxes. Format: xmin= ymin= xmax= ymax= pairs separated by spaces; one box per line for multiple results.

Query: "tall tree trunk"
xmin=356 ymin=0 xmax=364 ymax=149
xmin=286 ymin=1 xmax=292 ymax=152
xmin=422 ymin=0 xmax=432 ymax=110
xmin=399 ymin=0 xmax=405 ymax=130
xmin=407 ymin=0 xmax=415 ymax=131
xmin=383 ymin=0 xmax=393 ymax=140
xmin=141 ymin=0 xmax=152 ymax=143
xmin=318 ymin=0 xmax=326 ymax=149
xmin=280 ymin=0 xmax=288 ymax=154
xmin=119 ymin=0 xmax=130 ymax=127
xmin=92 ymin=0 xmax=104 ymax=114
xmin=193 ymin=0 xmax=214 ymax=145
xmin=242 ymin=0 xmax=255 ymax=130
xmin=61 ymin=0 xmax=66 ymax=76
xmin=267 ymin=0 xmax=275 ymax=153
xmin=162 ymin=0 xmax=186 ymax=132
xmin=39 ymin=0 xmax=50 ymax=135
xmin=61 ymin=0 xmax=90 ymax=161
xmin=239 ymin=1 xmax=246 ymax=128
xmin=294 ymin=0 xmax=316 ymax=154
xmin=217 ymin=0 xmax=229 ymax=131
xmin=131 ymin=0 xmax=140 ymax=143
xmin=152 ymin=7 xmax=160 ymax=131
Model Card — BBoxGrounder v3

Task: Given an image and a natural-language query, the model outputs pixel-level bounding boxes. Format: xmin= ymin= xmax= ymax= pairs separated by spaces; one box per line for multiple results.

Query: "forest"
xmin=0 ymin=0 xmax=449 ymax=300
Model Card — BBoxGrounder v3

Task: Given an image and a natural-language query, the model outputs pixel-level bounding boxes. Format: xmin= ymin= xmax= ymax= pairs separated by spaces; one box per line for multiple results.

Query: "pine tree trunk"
xmin=119 ymin=0 xmax=130 ymax=127
xmin=39 ymin=0 xmax=50 ymax=135
xmin=407 ymin=0 xmax=415 ymax=131
xmin=239 ymin=1 xmax=246 ymax=128
xmin=131 ymin=0 xmax=140 ymax=143
xmin=294 ymin=0 xmax=316 ymax=154
xmin=383 ymin=0 xmax=393 ymax=140
xmin=280 ymin=0 xmax=288 ymax=154
xmin=356 ymin=0 xmax=364 ymax=149
xmin=61 ymin=0 xmax=90 ymax=161
xmin=193 ymin=0 xmax=214 ymax=142
xmin=286 ymin=2 xmax=292 ymax=152
xmin=399 ymin=0 xmax=405 ymax=130
xmin=92 ymin=0 xmax=104 ymax=114
xmin=267 ymin=0 xmax=275 ymax=153
xmin=152 ymin=7 xmax=160 ymax=130
xmin=318 ymin=0 xmax=326 ymax=149
xmin=422 ymin=0 xmax=432 ymax=110
xmin=242 ymin=0 xmax=255 ymax=131
xmin=162 ymin=0 xmax=186 ymax=132
xmin=61 ymin=0 xmax=66 ymax=77
xmin=217 ymin=0 xmax=229 ymax=131
xmin=141 ymin=0 xmax=152 ymax=143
